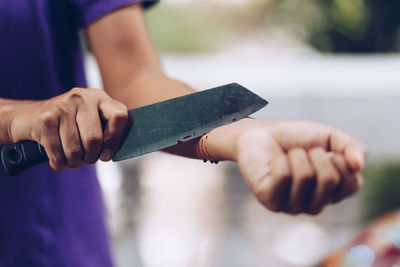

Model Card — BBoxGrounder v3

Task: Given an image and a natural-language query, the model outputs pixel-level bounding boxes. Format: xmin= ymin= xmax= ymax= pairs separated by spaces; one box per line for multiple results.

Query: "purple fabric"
xmin=0 ymin=0 xmax=156 ymax=266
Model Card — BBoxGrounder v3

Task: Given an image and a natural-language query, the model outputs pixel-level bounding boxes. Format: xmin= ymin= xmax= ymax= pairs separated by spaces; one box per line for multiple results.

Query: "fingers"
xmin=307 ymin=148 xmax=340 ymax=214
xmin=330 ymin=128 xmax=367 ymax=172
xmin=76 ymin=103 xmax=104 ymax=164
xmin=254 ymin=154 xmax=291 ymax=212
xmin=98 ymin=99 xmax=129 ymax=162
xmin=251 ymin=147 xmax=362 ymax=216
xmin=331 ymin=154 xmax=363 ymax=203
xmin=26 ymin=88 xmax=128 ymax=170
xmin=237 ymin=121 xmax=366 ymax=216
xmin=59 ymin=108 xmax=83 ymax=169
xmin=287 ymin=148 xmax=315 ymax=214
xmin=270 ymin=121 xmax=367 ymax=172
xmin=74 ymin=90 xmax=128 ymax=164
xmin=37 ymin=112 xmax=67 ymax=171
xmin=345 ymin=143 xmax=367 ymax=172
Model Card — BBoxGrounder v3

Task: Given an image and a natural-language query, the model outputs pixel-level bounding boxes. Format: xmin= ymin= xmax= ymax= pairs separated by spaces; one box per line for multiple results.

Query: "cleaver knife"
xmin=1 ymin=83 xmax=268 ymax=177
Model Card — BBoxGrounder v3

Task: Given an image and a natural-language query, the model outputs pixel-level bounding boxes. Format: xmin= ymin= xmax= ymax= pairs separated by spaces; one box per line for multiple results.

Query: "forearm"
xmin=104 ymin=72 xmax=203 ymax=158
xmin=86 ymin=4 xmax=245 ymax=161
xmin=105 ymin=73 xmax=261 ymax=161
xmin=106 ymin=71 xmax=195 ymax=109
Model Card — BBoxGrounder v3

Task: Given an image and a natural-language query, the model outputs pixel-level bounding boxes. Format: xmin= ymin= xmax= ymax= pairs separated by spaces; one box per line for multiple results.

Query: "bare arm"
xmin=85 ymin=4 xmax=368 ymax=215
xmin=0 ymin=3 xmax=367 ymax=216
xmin=87 ymin=4 xmax=194 ymax=108
xmin=87 ymin=4 xmax=202 ymax=158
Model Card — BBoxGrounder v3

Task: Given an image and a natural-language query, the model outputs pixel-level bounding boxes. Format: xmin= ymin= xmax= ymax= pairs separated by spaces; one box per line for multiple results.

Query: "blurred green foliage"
xmin=257 ymin=0 xmax=400 ymax=52
xmin=308 ymin=0 xmax=400 ymax=52
xmin=145 ymin=1 xmax=277 ymax=53
xmin=145 ymin=0 xmax=400 ymax=54
xmin=363 ymin=162 xmax=400 ymax=223
xmin=308 ymin=0 xmax=369 ymax=52
xmin=145 ymin=4 xmax=228 ymax=53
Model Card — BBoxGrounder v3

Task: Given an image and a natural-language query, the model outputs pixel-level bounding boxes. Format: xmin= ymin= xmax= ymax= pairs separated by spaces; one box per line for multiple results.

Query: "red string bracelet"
xmin=197 ymin=131 xmax=219 ymax=164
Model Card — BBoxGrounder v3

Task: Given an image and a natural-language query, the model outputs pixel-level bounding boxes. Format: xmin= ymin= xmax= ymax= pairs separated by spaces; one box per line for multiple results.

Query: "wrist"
xmin=0 ymin=101 xmax=18 ymax=144
xmin=198 ymin=117 xmax=261 ymax=162
xmin=0 ymin=100 xmax=36 ymax=144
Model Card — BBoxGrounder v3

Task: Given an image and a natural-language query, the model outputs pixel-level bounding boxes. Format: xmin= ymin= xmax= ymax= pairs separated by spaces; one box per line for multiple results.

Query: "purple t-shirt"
xmin=0 ymin=0 xmax=156 ymax=266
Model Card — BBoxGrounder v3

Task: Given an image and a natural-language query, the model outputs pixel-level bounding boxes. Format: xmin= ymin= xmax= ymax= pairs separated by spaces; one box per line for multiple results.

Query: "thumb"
xmin=345 ymin=143 xmax=367 ymax=172
xmin=330 ymin=128 xmax=367 ymax=172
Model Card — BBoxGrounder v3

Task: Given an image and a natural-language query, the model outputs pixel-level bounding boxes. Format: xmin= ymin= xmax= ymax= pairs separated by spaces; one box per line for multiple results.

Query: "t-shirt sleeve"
xmin=70 ymin=0 xmax=159 ymax=27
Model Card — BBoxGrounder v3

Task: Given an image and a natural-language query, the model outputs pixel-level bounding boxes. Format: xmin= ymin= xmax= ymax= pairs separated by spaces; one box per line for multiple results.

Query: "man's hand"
xmin=7 ymin=88 xmax=128 ymax=171
xmin=205 ymin=119 xmax=367 ymax=215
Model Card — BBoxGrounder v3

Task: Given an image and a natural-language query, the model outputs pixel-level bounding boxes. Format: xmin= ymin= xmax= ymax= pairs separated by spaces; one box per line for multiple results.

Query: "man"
xmin=0 ymin=0 xmax=367 ymax=266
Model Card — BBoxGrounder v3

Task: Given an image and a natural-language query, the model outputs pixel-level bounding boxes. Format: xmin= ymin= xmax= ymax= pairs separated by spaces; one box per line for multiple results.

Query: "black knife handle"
xmin=1 ymin=140 xmax=48 ymax=177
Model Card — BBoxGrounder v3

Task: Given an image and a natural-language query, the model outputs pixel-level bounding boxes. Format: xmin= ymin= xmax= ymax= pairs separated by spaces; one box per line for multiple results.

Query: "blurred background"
xmin=86 ymin=0 xmax=400 ymax=266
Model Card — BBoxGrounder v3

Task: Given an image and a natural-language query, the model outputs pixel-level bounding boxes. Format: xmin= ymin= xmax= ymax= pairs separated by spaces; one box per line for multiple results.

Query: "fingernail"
xmin=100 ymin=149 xmax=112 ymax=162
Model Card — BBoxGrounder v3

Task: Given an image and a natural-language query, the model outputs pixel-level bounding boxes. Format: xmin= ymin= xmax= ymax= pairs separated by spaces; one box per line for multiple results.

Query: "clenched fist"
xmin=205 ymin=119 xmax=367 ymax=215
xmin=235 ymin=120 xmax=367 ymax=215
xmin=7 ymin=88 xmax=129 ymax=171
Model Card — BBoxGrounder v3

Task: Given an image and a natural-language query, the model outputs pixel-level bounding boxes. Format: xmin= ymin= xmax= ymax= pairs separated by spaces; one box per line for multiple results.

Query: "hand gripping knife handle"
xmin=1 ymin=140 xmax=48 ymax=176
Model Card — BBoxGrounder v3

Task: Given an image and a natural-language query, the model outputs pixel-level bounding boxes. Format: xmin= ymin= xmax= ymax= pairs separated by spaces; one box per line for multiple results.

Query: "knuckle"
xmin=52 ymin=153 xmax=65 ymax=168
xmin=54 ymin=102 xmax=70 ymax=116
xmin=307 ymin=209 xmax=321 ymax=215
xmin=114 ymin=106 xmax=128 ymax=121
xmin=83 ymin=151 xmax=99 ymax=164
xmin=253 ymin=186 xmax=265 ymax=202
xmin=70 ymin=87 xmax=84 ymax=94
xmin=38 ymin=111 xmax=57 ymax=128
xmin=262 ymin=199 xmax=280 ymax=212
xmin=289 ymin=209 xmax=302 ymax=215
xmin=306 ymin=204 xmax=324 ymax=215
xmin=254 ymin=187 xmax=268 ymax=205
xmin=67 ymin=154 xmax=82 ymax=168
xmin=103 ymin=138 xmax=118 ymax=149
xmin=284 ymin=204 xmax=296 ymax=213
xmin=322 ymin=173 xmax=341 ymax=189
xmin=50 ymin=163 xmax=62 ymax=172
xmin=267 ymin=204 xmax=281 ymax=213
xmin=68 ymin=87 xmax=86 ymax=101
xmin=254 ymin=188 xmax=280 ymax=212
xmin=67 ymin=144 xmax=82 ymax=161
xmin=85 ymin=132 xmax=103 ymax=149
xmin=68 ymin=163 xmax=82 ymax=169
xmin=85 ymin=158 xmax=98 ymax=165
xmin=53 ymin=165 xmax=66 ymax=172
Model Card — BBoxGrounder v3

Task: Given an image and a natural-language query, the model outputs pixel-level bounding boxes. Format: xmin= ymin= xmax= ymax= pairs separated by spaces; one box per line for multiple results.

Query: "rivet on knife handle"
xmin=1 ymin=140 xmax=48 ymax=177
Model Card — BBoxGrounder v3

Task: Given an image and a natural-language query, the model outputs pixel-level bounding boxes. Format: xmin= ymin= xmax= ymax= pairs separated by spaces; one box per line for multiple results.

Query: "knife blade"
xmin=1 ymin=83 xmax=267 ymax=176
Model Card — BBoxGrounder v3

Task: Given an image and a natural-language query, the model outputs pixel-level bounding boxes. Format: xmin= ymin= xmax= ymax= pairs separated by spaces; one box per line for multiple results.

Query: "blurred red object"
xmin=319 ymin=211 xmax=400 ymax=267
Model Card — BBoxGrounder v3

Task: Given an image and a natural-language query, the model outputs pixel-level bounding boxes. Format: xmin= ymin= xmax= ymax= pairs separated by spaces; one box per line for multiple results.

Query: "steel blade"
xmin=112 ymin=83 xmax=268 ymax=161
